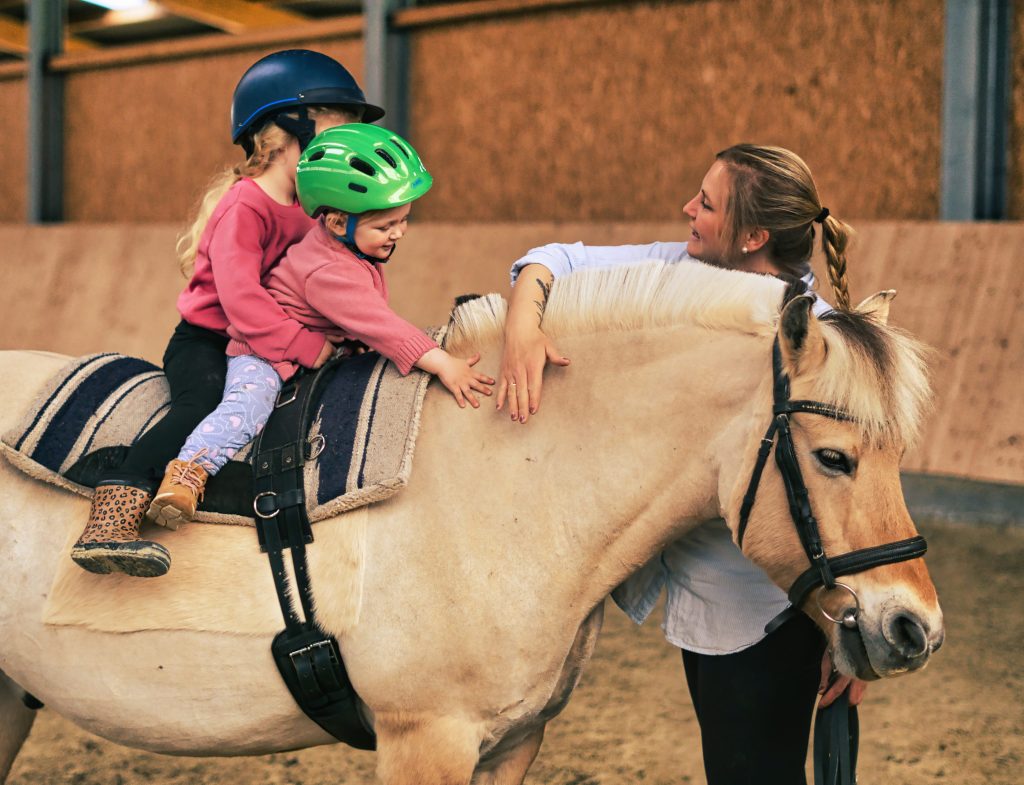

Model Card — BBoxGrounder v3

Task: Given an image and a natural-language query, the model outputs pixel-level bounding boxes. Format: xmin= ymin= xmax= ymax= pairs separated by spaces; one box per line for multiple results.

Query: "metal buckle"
xmin=275 ymin=385 xmax=298 ymax=408
xmin=307 ymin=434 xmax=326 ymax=460
xmin=289 ymin=639 xmax=336 ymax=664
xmin=253 ymin=491 xmax=280 ymax=519
xmin=815 ymin=582 xmax=861 ymax=629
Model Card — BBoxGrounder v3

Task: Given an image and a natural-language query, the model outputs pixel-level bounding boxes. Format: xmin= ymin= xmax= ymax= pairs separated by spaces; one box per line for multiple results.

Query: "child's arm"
xmin=415 ymin=348 xmax=494 ymax=409
xmin=304 ymin=263 xmax=494 ymax=406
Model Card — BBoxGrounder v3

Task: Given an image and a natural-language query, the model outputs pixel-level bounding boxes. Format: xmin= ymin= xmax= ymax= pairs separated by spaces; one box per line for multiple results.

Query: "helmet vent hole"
xmin=348 ymin=183 xmax=368 ymax=194
xmin=308 ymin=151 xmax=326 ymax=161
xmin=392 ymin=140 xmax=411 ymax=159
xmin=375 ymin=149 xmax=398 ymax=168
xmin=350 ymin=157 xmax=376 ymax=176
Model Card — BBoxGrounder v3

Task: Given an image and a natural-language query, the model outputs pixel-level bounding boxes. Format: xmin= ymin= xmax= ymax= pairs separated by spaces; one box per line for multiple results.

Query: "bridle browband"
xmin=736 ymin=295 xmax=927 ymax=634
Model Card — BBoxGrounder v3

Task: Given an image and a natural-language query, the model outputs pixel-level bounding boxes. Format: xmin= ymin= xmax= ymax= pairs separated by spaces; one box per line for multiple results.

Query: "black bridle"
xmin=736 ymin=334 xmax=928 ymax=634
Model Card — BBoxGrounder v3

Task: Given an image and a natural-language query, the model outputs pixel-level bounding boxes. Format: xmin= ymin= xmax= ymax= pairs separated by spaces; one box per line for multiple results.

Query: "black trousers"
xmin=105 ymin=320 xmax=229 ymax=490
xmin=682 ymin=613 xmax=827 ymax=785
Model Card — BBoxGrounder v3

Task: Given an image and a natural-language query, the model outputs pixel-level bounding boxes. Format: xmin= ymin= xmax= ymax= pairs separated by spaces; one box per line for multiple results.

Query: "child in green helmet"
xmin=147 ymin=124 xmax=494 ymax=526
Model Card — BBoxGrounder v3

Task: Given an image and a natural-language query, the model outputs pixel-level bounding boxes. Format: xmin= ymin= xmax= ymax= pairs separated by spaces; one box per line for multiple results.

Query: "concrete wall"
xmin=0 ymin=221 xmax=1020 ymax=486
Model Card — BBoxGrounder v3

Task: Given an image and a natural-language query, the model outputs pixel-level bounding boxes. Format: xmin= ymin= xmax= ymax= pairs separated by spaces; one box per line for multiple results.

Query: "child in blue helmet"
xmin=70 ymin=50 xmax=380 ymax=579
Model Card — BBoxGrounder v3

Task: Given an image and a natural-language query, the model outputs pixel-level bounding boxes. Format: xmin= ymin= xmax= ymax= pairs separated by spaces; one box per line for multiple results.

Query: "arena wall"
xmin=0 ymin=221 xmax=1020 ymax=486
xmin=0 ymin=0 xmax=990 ymax=223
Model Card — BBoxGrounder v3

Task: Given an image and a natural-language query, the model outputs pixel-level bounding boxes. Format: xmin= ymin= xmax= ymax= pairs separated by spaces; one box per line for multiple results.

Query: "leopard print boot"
xmin=70 ymin=483 xmax=171 ymax=578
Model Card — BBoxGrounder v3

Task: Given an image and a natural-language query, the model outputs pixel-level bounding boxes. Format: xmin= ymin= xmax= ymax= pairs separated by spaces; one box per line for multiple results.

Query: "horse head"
xmin=725 ymin=290 xmax=944 ymax=681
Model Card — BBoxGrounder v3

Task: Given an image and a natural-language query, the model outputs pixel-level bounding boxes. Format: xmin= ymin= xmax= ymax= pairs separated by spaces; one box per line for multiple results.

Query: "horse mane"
xmin=447 ymin=260 xmax=931 ymax=446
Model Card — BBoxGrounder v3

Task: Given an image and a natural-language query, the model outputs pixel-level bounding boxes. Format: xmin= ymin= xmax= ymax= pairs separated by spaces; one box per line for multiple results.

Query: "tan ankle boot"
xmin=147 ymin=455 xmax=210 ymax=530
xmin=70 ymin=484 xmax=171 ymax=578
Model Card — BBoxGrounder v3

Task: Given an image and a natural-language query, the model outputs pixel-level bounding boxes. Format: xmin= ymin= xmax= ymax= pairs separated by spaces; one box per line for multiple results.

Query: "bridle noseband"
xmin=736 ymin=332 xmax=928 ymax=634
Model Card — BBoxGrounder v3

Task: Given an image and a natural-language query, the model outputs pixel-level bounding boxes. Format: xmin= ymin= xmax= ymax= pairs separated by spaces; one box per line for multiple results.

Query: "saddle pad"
xmin=1 ymin=335 xmax=443 ymax=525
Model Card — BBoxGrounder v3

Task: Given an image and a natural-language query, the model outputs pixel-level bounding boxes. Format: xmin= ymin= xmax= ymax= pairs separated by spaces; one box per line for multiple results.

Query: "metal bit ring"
xmin=815 ymin=582 xmax=861 ymax=629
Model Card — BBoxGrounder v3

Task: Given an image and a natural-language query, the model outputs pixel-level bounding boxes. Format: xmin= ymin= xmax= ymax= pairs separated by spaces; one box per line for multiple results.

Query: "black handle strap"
xmin=814 ymin=687 xmax=859 ymax=785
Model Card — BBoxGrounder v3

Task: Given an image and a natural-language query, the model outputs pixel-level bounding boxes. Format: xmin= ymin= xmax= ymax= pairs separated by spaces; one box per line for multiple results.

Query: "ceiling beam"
xmin=0 ymin=14 xmax=96 ymax=56
xmin=157 ymin=0 xmax=307 ymax=34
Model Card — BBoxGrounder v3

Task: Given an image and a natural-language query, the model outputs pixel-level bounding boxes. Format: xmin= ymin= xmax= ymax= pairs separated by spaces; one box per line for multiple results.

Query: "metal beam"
xmin=0 ymin=12 xmax=96 ymax=56
xmin=365 ymin=0 xmax=411 ymax=136
xmin=941 ymin=0 xmax=1012 ymax=220
xmin=158 ymin=0 xmax=306 ymax=34
xmin=27 ymin=0 xmax=64 ymax=222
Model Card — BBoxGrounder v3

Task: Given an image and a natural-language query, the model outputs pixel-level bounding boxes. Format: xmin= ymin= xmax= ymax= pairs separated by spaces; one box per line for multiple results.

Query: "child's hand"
xmin=312 ymin=340 xmax=335 ymax=369
xmin=416 ymin=348 xmax=494 ymax=408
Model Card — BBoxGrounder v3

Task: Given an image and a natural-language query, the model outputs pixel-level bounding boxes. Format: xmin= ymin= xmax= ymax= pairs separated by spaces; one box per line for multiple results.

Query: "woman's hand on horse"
xmin=417 ymin=349 xmax=494 ymax=409
xmin=817 ymin=649 xmax=868 ymax=708
xmin=497 ymin=322 xmax=570 ymax=423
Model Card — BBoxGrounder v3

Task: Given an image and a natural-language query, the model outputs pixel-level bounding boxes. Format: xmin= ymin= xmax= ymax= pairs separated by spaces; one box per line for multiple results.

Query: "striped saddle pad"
xmin=1 ymin=347 xmax=436 ymax=525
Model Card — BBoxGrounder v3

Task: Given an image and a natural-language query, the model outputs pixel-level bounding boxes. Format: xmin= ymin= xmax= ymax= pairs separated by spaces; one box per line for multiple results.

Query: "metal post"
xmin=364 ymin=0 xmax=411 ymax=137
xmin=27 ymin=0 xmax=65 ymax=223
xmin=941 ymin=0 xmax=1012 ymax=220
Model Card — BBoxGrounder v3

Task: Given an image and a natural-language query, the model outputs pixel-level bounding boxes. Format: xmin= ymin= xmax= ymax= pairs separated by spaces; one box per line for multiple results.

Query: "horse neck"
xmin=461 ymin=323 xmax=770 ymax=610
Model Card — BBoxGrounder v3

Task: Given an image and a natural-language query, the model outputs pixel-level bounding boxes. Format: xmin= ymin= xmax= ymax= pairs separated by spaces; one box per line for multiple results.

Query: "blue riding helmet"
xmin=231 ymin=49 xmax=385 ymax=156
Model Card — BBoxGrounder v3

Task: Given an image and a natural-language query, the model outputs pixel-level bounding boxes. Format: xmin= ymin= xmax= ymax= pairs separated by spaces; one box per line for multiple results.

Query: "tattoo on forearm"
xmin=533 ymin=278 xmax=552 ymax=324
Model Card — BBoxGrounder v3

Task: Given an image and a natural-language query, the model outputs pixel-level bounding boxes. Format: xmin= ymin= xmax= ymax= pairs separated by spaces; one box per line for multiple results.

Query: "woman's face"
xmin=682 ymin=160 xmax=731 ymax=264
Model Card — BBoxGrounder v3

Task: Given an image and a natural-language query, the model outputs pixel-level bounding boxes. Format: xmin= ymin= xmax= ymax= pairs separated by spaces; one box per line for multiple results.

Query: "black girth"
xmin=253 ymin=364 xmax=376 ymax=751
xmin=736 ymin=337 xmax=927 ymax=625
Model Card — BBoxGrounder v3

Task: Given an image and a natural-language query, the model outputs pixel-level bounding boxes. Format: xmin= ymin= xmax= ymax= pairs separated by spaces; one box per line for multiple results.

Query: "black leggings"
xmin=105 ymin=320 xmax=229 ymax=489
xmin=682 ymin=613 xmax=827 ymax=785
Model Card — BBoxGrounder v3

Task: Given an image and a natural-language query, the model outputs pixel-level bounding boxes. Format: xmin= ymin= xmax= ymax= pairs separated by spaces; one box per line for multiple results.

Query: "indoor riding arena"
xmin=1 ymin=1 xmax=1021 ymax=784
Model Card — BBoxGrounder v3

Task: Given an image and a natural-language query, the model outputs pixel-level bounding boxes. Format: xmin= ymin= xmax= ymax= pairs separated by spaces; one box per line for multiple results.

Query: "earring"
xmin=741 ymin=246 xmax=749 ymax=254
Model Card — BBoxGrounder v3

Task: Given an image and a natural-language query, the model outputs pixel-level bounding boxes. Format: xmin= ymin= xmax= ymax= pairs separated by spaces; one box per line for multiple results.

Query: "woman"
xmin=497 ymin=144 xmax=866 ymax=785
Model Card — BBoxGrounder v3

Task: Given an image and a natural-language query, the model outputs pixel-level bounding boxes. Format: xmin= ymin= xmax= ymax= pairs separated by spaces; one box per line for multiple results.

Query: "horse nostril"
xmin=885 ymin=612 xmax=929 ymax=659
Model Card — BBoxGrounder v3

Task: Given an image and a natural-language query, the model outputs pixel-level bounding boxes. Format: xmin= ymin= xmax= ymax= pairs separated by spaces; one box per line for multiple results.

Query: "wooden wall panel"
xmin=62 ymin=38 xmax=363 ymax=222
xmin=0 ymin=78 xmax=26 ymax=221
xmin=0 ymin=220 xmax=1020 ymax=485
xmin=1011 ymin=3 xmax=1024 ymax=219
xmin=410 ymin=0 xmax=944 ymax=222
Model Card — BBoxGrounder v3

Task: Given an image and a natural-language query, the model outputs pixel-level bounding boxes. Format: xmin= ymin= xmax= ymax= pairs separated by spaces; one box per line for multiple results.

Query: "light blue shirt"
xmin=511 ymin=240 xmax=830 ymax=653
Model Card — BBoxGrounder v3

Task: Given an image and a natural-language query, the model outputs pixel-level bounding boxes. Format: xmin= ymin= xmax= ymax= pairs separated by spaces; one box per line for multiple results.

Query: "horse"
xmin=0 ymin=260 xmax=943 ymax=784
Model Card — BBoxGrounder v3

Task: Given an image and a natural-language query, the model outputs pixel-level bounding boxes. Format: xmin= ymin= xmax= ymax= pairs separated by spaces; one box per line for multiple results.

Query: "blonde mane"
xmin=447 ymin=261 xmax=931 ymax=446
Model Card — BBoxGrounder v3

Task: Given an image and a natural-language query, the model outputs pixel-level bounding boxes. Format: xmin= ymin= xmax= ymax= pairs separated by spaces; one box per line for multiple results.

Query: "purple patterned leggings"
xmin=178 ymin=354 xmax=281 ymax=474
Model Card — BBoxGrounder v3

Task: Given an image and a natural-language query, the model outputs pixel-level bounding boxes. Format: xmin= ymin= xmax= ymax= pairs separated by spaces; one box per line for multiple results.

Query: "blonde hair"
xmin=176 ymin=106 xmax=360 ymax=277
xmin=716 ymin=144 xmax=854 ymax=310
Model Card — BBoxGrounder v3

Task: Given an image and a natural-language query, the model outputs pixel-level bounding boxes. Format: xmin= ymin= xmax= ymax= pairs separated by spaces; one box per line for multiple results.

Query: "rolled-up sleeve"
xmin=509 ymin=241 xmax=691 ymax=284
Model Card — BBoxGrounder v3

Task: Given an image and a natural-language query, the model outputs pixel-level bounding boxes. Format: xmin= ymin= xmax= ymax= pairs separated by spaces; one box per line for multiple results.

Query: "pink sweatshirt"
xmin=176 ymin=178 xmax=326 ymax=368
xmin=226 ymin=221 xmax=439 ymax=380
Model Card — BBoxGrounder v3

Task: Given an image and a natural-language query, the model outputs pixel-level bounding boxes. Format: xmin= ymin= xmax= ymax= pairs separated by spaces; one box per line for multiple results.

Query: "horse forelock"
xmin=814 ymin=311 xmax=933 ymax=447
xmin=445 ymin=261 xmax=931 ymax=446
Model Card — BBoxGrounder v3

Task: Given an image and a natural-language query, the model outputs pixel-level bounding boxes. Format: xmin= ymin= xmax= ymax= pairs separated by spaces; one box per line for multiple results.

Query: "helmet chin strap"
xmin=272 ymin=106 xmax=316 ymax=152
xmin=334 ymin=214 xmax=395 ymax=263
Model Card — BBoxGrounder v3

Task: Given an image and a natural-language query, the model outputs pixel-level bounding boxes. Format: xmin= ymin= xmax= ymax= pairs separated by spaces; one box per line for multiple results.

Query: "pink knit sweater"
xmin=176 ymin=178 xmax=326 ymax=368
xmin=226 ymin=221 xmax=438 ymax=380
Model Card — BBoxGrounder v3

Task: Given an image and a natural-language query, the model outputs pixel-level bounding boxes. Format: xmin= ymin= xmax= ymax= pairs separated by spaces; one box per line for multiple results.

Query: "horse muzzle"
xmin=832 ymin=599 xmax=945 ymax=679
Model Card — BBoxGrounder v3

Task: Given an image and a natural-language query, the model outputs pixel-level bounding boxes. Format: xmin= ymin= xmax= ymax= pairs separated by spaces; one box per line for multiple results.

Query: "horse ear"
xmin=779 ymin=294 xmax=826 ymax=375
xmin=855 ymin=290 xmax=897 ymax=325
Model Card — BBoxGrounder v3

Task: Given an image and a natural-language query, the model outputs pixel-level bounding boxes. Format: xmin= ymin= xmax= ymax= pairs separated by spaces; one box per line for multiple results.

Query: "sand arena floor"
xmin=8 ymin=518 xmax=1023 ymax=785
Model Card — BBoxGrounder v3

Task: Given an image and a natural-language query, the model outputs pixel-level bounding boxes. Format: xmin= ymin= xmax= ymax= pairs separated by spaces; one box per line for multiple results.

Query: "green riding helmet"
xmin=296 ymin=123 xmax=433 ymax=217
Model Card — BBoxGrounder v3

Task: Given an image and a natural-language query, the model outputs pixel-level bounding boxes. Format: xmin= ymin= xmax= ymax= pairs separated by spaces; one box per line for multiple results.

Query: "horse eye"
xmin=814 ymin=448 xmax=853 ymax=475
